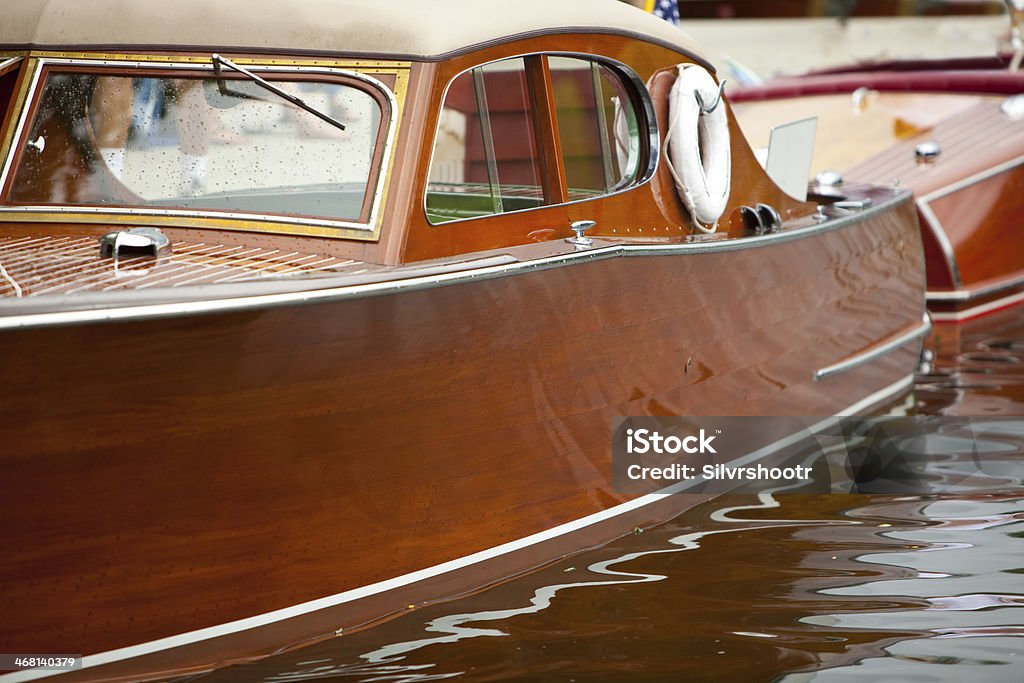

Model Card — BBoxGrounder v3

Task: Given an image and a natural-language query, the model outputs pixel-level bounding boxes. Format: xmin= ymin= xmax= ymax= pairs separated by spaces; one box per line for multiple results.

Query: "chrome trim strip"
xmin=916 ymin=198 xmax=962 ymax=289
xmin=927 ymin=272 xmax=1024 ymax=302
xmin=0 ymin=57 xmax=21 ymax=75
xmin=0 ymin=191 xmax=912 ymax=330
xmin=422 ymin=51 xmax=660 ymax=227
xmin=813 ymin=313 xmax=931 ymax=382
xmin=0 ymin=372 xmax=914 ymax=683
xmin=0 ymin=57 xmax=398 ymax=234
xmin=930 ymin=289 xmax=1024 ymax=323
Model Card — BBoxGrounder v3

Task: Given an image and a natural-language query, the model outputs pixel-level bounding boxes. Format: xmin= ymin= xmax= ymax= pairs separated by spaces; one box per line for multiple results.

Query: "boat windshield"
xmin=5 ymin=68 xmax=388 ymax=226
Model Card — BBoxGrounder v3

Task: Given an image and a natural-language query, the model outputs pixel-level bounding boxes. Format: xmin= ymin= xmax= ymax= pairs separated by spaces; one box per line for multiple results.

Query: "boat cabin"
xmin=0 ymin=0 xmax=812 ymax=290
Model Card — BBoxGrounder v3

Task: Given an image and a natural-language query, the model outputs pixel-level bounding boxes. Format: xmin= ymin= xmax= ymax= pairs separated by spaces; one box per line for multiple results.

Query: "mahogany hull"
xmin=916 ymin=161 xmax=1024 ymax=323
xmin=0 ymin=198 xmax=925 ymax=681
xmin=845 ymin=97 xmax=1024 ymax=323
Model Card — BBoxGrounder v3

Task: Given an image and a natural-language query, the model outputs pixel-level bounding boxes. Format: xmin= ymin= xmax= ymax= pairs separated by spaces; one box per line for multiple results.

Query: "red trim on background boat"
xmin=729 ymin=70 xmax=1024 ymax=103
xmin=930 ymin=289 xmax=1024 ymax=323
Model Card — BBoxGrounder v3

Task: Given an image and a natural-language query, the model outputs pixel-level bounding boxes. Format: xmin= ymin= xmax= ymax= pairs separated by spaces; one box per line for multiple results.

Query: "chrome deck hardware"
xmin=834 ymin=198 xmax=873 ymax=211
xmin=851 ymin=87 xmax=873 ymax=111
xmin=99 ymin=228 xmax=172 ymax=260
xmin=814 ymin=170 xmax=843 ymax=187
xmin=813 ymin=198 xmax=871 ymax=222
xmin=1002 ymin=94 xmax=1024 ymax=120
xmin=918 ymin=347 xmax=935 ymax=375
xmin=695 ymin=79 xmax=727 ymax=115
xmin=756 ymin=203 xmax=782 ymax=233
xmin=735 ymin=205 xmax=764 ymax=233
xmin=566 ymin=220 xmax=596 ymax=247
xmin=914 ymin=140 xmax=942 ymax=164
xmin=733 ymin=204 xmax=781 ymax=234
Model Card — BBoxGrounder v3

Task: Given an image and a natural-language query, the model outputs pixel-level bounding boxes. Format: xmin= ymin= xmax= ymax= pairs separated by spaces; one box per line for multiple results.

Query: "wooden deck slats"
xmin=0 ymin=236 xmax=360 ymax=297
xmin=844 ymin=98 xmax=1024 ymax=194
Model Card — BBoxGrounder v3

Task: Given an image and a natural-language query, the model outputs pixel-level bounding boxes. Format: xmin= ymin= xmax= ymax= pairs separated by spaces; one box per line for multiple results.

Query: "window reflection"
xmin=549 ymin=56 xmax=641 ymax=200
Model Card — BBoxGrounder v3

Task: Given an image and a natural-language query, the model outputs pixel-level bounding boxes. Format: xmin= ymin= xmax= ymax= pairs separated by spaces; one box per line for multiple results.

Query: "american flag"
xmin=648 ymin=0 xmax=680 ymax=25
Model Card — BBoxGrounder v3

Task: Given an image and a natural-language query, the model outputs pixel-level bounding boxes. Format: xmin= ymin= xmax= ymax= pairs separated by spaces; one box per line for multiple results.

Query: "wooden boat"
xmin=0 ymin=0 xmax=927 ymax=680
xmin=730 ymin=6 xmax=1024 ymax=324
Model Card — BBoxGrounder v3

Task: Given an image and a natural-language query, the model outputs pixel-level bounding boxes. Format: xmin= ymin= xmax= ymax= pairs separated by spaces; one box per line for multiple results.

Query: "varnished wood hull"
xmin=915 ymin=160 xmax=1024 ymax=323
xmin=0 ymin=195 xmax=927 ymax=681
xmin=844 ymin=95 xmax=1024 ymax=323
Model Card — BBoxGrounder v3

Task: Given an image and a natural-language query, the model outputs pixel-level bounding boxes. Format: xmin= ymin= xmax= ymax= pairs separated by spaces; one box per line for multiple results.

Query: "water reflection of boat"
xmin=0 ymin=0 xmax=927 ymax=680
xmin=182 ymin=494 xmax=936 ymax=682
xmin=731 ymin=2 xmax=1024 ymax=323
xmin=915 ymin=308 xmax=1024 ymax=413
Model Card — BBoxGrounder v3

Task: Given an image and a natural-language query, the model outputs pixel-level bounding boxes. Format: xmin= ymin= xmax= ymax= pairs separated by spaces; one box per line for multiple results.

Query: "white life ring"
xmin=664 ymin=64 xmax=731 ymax=232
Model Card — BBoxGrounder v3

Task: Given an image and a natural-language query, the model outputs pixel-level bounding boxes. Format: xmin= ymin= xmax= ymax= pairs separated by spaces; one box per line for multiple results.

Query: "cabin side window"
xmin=425 ymin=58 xmax=547 ymax=224
xmin=425 ymin=54 xmax=647 ymax=225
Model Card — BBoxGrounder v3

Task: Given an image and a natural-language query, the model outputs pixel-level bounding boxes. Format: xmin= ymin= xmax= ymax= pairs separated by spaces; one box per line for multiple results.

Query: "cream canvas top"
xmin=1 ymin=0 xmax=704 ymax=60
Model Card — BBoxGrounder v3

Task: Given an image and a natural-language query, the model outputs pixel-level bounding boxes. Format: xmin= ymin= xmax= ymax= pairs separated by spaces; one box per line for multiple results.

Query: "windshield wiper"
xmin=211 ymin=54 xmax=345 ymax=131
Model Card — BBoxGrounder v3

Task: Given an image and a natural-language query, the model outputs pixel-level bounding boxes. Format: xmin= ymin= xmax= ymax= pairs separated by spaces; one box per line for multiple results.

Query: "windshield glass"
xmin=7 ymin=68 xmax=387 ymax=225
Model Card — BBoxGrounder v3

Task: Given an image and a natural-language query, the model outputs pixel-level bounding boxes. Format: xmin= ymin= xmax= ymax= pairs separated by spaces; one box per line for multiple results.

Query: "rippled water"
xmin=188 ymin=312 xmax=1024 ymax=682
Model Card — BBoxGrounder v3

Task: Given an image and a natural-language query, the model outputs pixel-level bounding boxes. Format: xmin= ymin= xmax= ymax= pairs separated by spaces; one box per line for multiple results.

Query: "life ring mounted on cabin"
xmin=664 ymin=64 xmax=731 ymax=233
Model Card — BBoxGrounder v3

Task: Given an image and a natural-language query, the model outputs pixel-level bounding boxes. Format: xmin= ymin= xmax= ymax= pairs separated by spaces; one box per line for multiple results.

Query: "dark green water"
xmin=188 ymin=313 xmax=1024 ymax=682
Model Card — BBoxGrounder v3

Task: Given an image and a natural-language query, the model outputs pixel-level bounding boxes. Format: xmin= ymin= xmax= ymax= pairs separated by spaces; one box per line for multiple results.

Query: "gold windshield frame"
xmin=0 ymin=51 xmax=410 ymax=241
